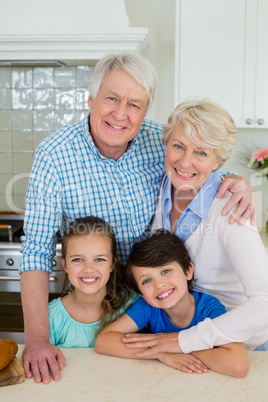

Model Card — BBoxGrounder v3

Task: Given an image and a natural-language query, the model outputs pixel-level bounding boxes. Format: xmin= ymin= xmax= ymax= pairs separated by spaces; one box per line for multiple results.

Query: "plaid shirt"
xmin=20 ymin=116 xmax=165 ymax=271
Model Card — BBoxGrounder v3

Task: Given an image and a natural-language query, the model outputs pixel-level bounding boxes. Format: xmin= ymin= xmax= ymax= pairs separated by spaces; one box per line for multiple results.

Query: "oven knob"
xmin=52 ymin=259 xmax=57 ymax=267
xmin=6 ymin=258 xmax=14 ymax=266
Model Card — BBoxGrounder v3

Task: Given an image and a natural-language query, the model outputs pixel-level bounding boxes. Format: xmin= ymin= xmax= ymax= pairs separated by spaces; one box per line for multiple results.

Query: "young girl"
xmin=95 ymin=229 xmax=249 ymax=377
xmin=48 ymin=216 xmax=133 ymax=347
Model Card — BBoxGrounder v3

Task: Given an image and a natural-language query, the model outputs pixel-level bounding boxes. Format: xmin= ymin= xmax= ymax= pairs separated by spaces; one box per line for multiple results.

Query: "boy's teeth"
xmin=175 ymin=169 xmax=195 ymax=178
xmin=158 ymin=289 xmax=173 ymax=299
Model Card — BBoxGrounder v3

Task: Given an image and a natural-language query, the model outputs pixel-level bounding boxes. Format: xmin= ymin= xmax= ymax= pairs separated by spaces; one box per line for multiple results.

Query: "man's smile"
xmin=106 ymin=122 xmax=125 ymax=130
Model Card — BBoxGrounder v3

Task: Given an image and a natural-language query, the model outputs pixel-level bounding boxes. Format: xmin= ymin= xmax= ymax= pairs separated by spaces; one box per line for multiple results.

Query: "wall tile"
xmin=12 ymin=68 xmax=33 ymax=88
xmin=76 ymin=88 xmax=89 ymax=109
xmin=55 ymin=89 xmax=76 ymax=109
xmin=0 ymin=153 xmax=12 ymax=173
xmin=0 ymin=173 xmax=13 ymax=195
xmin=76 ymin=66 xmax=93 ymax=88
xmin=12 ymin=89 xmax=33 ymax=109
xmin=0 ymin=88 xmax=12 ymax=109
xmin=0 ymin=131 xmax=12 ymax=151
xmin=33 ymin=110 xmax=55 ymax=132
xmin=13 ymin=152 xmax=34 ymax=174
xmin=0 ymin=111 xmax=12 ymax=131
xmin=33 ymin=131 xmax=51 ymax=150
xmin=12 ymin=174 xmax=29 ymax=195
xmin=10 ymin=195 xmax=25 ymax=212
xmin=13 ymin=131 xmax=34 ymax=152
xmin=0 ymin=65 xmax=91 ymax=210
xmin=55 ymin=67 xmax=76 ymax=88
xmin=76 ymin=110 xmax=89 ymax=121
xmin=54 ymin=111 xmax=76 ymax=131
xmin=33 ymin=68 xmax=54 ymax=88
xmin=33 ymin=89 xmax=55 ymax=110
xmin=0 ymin=195 xmax=10 ymax=211
xmin=12 ymin=110 xmax=33 ymax=131
xmin=0 ymin=68 xmax=12 ymax=88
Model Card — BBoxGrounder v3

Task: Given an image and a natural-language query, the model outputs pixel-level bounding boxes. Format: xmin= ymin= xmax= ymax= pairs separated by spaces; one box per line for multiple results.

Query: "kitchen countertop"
xmin=1 ymin=346 xmax=268 ymax=401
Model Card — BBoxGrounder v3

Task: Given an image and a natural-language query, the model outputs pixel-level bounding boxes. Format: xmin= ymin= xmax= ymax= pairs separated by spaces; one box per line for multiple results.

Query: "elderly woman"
xmin=122 ymin=98 xmax=268 ymax=355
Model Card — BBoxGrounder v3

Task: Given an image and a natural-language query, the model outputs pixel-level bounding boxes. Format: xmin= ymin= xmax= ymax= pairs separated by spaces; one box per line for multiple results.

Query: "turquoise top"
xmin=49 ymin=293 xmax=139 ymax=348
xmin=48 ymin=297 xmax=100 ymax=348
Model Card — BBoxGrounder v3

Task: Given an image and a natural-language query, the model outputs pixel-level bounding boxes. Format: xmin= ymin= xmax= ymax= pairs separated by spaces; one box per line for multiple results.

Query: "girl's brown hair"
xmin=61 ymin=216 xmax=132 ymax=334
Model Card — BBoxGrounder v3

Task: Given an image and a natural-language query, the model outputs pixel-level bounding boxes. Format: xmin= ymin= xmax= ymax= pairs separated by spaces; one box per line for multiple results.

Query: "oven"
xmin=0 ymin=212 xmax=65 ymax=343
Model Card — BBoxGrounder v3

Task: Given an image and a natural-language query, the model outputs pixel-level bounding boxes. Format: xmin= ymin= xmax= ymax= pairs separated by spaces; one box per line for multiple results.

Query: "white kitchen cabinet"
xmin=175 ymin=0 xmax=268 ymax=128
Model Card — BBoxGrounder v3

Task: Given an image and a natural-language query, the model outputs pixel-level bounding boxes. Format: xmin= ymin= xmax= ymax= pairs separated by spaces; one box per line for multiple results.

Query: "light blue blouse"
xmin=161 ymin=171 xmax=222 ymax=243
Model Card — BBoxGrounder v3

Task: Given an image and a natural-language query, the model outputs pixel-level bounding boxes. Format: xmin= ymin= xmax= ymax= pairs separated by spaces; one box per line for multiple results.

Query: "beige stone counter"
xmin=1 ymin=346 xmax=268 ymax=401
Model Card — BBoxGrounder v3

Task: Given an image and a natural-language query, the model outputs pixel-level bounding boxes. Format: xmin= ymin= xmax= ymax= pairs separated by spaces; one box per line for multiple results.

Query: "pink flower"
xmin=254 ymin=147 xmax=268 ymax=162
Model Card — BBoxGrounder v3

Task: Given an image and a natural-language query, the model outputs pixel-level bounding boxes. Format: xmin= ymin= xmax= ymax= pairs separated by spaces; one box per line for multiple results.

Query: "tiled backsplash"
xmin=0 ymin=65 xmax=93 ymax=211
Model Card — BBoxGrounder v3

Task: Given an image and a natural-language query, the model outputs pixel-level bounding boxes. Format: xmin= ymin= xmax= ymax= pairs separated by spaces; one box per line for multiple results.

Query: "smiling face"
xmin=165 ymin=124 xmax=221 ymax=196
xmin=88 ymin=68 xmax=149 ymax=160
xmin=132 ymin=262 xmax=194 ymax=312
xmin=61 ymin=234 xmax=114 ymax=297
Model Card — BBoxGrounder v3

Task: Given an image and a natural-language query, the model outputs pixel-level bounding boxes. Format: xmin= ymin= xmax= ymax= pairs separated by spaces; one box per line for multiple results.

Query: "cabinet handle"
xmin=257 ymin=119 xmax=264 ymax=125
xmin=246 ymin=118 xmax=253 ymax=125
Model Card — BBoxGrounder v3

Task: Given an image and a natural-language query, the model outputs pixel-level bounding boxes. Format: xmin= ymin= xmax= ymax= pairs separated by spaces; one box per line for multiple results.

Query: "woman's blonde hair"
xmin=162 ymin=98 xmax=237 ymax=166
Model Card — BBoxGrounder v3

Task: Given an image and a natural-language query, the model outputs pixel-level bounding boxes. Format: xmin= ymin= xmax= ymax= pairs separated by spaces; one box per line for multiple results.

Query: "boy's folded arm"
xmin=191 ymin=342 xmax=249 ymax=378
xmin=94 ymin=313 xmax=146 ymax=358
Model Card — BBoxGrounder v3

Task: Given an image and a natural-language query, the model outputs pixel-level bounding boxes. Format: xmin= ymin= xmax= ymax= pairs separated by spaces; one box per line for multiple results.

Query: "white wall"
xmin=125 ymin=0 xmax=176 ymax=124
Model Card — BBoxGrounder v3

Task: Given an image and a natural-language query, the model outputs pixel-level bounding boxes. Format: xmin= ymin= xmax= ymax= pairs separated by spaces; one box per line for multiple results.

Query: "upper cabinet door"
xmin=175 ymin=0 xmax=268 ymax=128
xmin=255 ymin=0 xmax=268 ymax=128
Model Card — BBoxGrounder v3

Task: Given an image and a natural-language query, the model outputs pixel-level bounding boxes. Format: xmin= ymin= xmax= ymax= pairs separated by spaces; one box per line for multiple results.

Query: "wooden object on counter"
xmin=0 ymin=357 xmax=25 ymax=387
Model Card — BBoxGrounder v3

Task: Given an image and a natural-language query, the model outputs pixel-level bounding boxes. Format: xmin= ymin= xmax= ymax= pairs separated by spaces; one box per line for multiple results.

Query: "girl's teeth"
xmin=81 ymin=277 xmax=97 ymax=283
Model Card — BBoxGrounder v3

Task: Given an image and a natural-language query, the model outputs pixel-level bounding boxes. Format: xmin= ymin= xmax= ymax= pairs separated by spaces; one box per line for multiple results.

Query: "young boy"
xmin=95 ymin=230 xmax=249 ymax=377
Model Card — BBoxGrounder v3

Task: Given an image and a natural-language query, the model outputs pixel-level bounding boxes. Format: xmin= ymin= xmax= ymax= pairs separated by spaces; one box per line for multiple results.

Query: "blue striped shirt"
xmin=20 ymin=116 xmax=165 ymax=271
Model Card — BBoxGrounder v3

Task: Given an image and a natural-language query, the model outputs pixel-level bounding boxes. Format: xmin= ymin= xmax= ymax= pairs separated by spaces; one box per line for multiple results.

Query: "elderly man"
xmin=20 ymin=52 xmax=255 ymax=384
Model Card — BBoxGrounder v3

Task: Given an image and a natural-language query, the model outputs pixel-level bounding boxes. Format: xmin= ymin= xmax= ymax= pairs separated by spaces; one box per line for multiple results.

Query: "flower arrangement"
xmin=248 ymin=147 xmax=268 ymax=180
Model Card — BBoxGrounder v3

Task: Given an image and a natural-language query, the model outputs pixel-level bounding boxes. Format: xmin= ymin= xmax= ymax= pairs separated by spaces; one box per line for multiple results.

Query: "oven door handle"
xmin=0 ymin=224 xmax=12 ymax=242
xmin=0 ymin=276 xmax=57 ymax=282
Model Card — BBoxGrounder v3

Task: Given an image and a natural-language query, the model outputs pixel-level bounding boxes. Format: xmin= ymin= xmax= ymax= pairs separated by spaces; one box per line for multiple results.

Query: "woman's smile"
xmin=165 ymin=123 xmax=220 ymax=194
xmin=174 ymin=168 xmax=197 ymax=180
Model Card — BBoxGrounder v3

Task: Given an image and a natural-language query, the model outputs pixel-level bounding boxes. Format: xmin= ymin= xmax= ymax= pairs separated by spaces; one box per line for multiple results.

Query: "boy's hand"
xmin=158 ymin=353 xmax=208 ymax=374
xmin=122 ymin=332 xmax=181 ymax=356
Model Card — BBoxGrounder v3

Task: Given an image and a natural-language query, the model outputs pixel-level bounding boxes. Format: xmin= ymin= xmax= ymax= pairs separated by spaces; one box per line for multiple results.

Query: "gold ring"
xmin=147 ymin=341 xmax=150 ymax=348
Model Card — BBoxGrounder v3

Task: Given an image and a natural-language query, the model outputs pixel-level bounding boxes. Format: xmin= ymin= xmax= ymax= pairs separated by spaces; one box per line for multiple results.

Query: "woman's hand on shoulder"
xmin=216 ymin=175 xmax=257 ymax=226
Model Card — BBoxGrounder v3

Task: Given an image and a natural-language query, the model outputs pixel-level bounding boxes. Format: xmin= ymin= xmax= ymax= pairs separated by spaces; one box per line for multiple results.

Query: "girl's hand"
xmin=122 ymin=332 xmax=181 ymax=356
xmin=217 ymin=175 xmax=257 ymax=225
xmin=158 ymin=353 xmax=208 ymax=374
